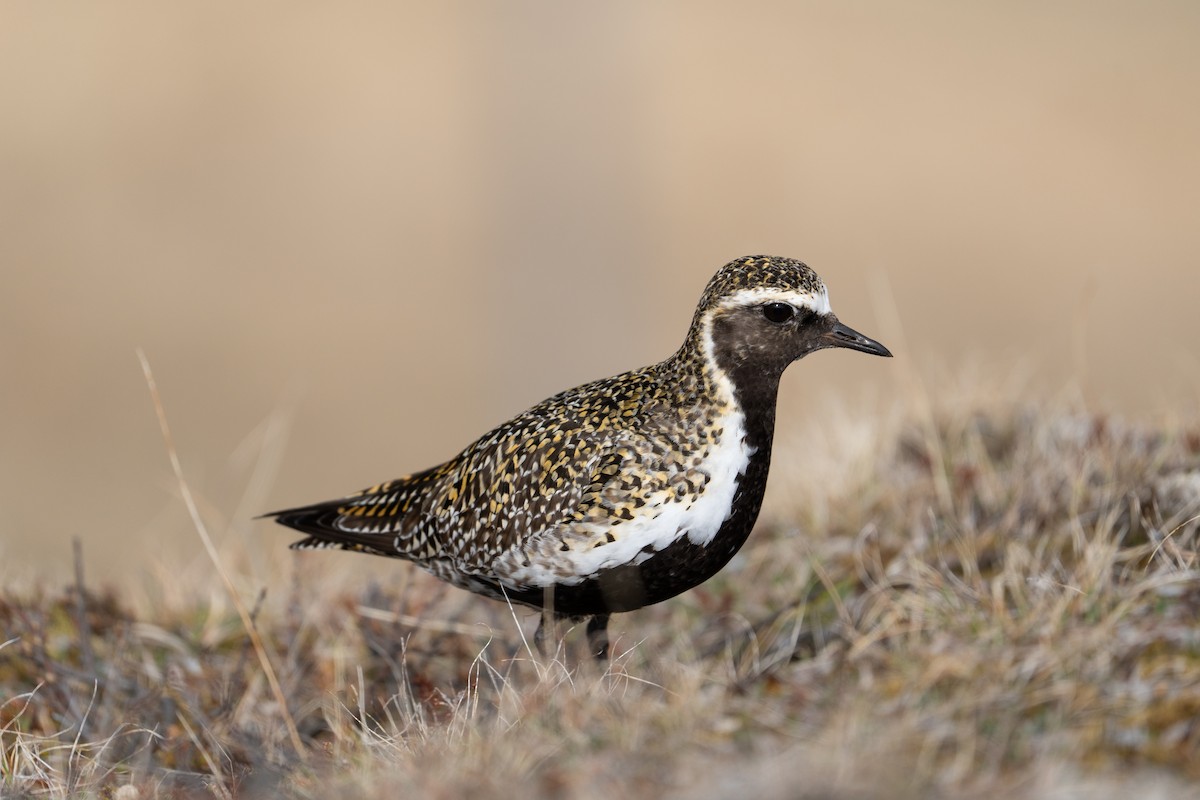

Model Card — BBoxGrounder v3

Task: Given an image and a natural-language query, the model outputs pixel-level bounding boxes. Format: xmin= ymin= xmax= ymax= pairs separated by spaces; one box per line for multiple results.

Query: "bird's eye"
xmin=761 ymin=302 xmax=795 ymax=324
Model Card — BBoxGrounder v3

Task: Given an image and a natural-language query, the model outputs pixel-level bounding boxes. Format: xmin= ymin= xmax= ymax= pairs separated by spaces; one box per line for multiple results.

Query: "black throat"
xmin=720 ymin=361 xmax=783 ymax=455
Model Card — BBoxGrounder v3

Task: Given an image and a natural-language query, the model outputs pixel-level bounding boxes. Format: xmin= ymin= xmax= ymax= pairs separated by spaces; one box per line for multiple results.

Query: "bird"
xmin=266 ymin=255 xmax=891 ymax=660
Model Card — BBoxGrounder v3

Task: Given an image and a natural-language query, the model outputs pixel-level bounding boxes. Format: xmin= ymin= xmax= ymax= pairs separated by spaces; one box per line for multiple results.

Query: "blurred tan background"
xmin=2 ymin=2 xmax=1198 ymax=582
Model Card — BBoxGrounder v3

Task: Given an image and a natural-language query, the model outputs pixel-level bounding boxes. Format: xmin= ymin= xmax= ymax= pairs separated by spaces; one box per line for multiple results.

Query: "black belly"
xmin=501 ymin=448 xmax=772 ymax=618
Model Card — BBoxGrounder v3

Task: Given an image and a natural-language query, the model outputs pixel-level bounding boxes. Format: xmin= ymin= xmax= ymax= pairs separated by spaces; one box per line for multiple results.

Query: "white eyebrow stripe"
xmin=718 ymin=286 xmax=832 ymax=316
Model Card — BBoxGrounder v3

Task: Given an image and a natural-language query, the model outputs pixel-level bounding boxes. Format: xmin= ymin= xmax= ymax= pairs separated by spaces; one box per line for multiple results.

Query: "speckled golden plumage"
xmin=267 ymin=255 xmax=891 ymax=658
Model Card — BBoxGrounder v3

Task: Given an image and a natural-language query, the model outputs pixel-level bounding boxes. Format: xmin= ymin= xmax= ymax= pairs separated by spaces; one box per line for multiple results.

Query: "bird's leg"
xmin=533 ymin=614 xmax=550 ymax=657
xmin=586 ymin=614 xmax=611 ymax=661
xmin=534 ymin=597 xmax=557 ymax=658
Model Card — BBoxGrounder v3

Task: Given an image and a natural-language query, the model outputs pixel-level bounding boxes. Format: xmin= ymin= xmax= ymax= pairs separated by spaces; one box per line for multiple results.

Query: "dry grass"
xmin=3 ymin=395 xmax=1200 ymax=799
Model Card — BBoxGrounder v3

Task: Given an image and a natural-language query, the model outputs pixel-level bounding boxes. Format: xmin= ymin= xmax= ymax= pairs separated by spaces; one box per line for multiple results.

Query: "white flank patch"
xmin=576 ymin=407 xmax=753 ymax=579
xmin=683 ymin=410 xmax=755 ymax=549
xmin=495 ymin=407 xmax=755 ymax=588
xmin=492 ymin=311 xmax=757 ymax=588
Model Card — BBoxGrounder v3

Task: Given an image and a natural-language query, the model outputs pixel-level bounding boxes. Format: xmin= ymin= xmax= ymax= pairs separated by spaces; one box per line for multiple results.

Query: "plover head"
xmin=688 ymin=255 xmax=892 ymax=382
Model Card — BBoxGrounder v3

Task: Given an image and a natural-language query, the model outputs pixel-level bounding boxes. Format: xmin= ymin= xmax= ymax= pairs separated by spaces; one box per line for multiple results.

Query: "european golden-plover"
xmin=267 ymin=255 xmax=891 ymax=659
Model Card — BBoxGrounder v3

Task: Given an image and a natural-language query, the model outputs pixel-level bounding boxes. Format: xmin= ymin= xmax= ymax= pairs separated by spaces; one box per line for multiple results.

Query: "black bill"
xmin=824 ymin=320 xmax=892 ymax=357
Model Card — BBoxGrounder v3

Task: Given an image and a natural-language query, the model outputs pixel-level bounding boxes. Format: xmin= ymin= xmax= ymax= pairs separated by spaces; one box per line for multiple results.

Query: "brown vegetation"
xmin=3 ymin=398 xmax=1199 ymax=798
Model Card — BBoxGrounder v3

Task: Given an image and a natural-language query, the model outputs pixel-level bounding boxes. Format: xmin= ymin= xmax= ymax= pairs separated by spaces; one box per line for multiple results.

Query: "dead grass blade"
xmin=136 ymin=348 xmax=306 ymax=762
